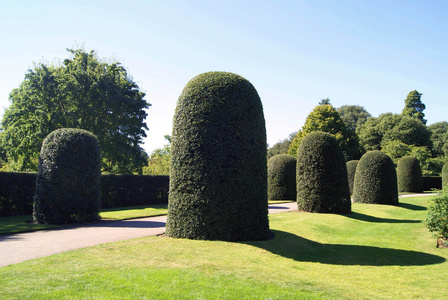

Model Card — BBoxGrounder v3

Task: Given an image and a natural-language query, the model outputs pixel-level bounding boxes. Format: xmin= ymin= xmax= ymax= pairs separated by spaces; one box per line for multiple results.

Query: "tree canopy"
xmin=288 ymin=104 xmax=363 ymax=161
xmin=402 ymin=90 xmax=426 ymax=125
xmin=1 ymin=48 xmax=150 ymax=173
xmin=428 ymin=122 xmax=448 ymax=157
xmin=337 ymin=105 xmax=371 ymax=131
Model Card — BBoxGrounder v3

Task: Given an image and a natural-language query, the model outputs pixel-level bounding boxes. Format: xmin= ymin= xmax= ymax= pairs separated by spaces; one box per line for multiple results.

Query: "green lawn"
xmin=1 ymin=195 xmax=447 ymax=299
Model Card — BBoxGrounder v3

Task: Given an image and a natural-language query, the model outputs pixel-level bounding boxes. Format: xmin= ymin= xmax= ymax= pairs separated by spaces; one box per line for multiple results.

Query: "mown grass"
xmin=1 ymin=195 xmax=447 ymax=299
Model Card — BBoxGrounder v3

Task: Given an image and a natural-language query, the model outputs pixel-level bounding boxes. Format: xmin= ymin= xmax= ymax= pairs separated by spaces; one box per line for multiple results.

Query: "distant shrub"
xmin=397 ymin=156 xmax=423 ymax=193
xmin=426 ymin=186 xmax=448 ymax=246
xmin=353 ymin=150 xmax=398 ymax=205
xmin=33 ymin=128 xmax=101 ymax=224
xmin=268 ymin=154 xmax=296 ymax=200
xmin=296 ymin=131 xmax=351 ymax=214
xmin=442 ymin=163 xmax=448 ymax=188
xmin=346 ymin=160 xmax=359 ymax=196
xmin=167 ymin=71 xmax=270 ymax=241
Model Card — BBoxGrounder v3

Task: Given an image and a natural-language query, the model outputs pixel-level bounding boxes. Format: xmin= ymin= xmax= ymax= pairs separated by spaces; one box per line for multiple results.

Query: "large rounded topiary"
xmin=346 ymin=160 xmax=359 ymax=196
xmin=296 ymin=131 xmax=351 ymax=214
xmin=166 ymin=71 xmax=270 ymax=241
xmin=33 ymin=128 xmax=101 ymax=224
xmin=353 ymin=150 xmax=398 ymax=205
xmin=397 ymin=156 xmax=423 ymax=193
xmin=442 ymin=163 xmax=448 ymax=188
xmin=268 ymin=154 xmax=296 ymax=201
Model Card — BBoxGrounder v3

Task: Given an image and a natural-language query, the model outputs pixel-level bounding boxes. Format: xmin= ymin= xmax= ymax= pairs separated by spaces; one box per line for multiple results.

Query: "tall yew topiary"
xmin=353 ymin=150 xmax=398 ymax=205
xmin=268 ymin=154 xmax=296 ymax=201
xmin=346 ymin=160 xmax=359 ymax=196
xmin=167 ymin=71 xmax=270 ymax=241
xmin=397 ymin=156 xmax=423 ymax=193
xmin=296 ymin=131 xmax=351 ymax=214
xmin=442 ymin=163 xmax=448 ymax=188
xmin=33 ymin=128 xmax=101 ymax=224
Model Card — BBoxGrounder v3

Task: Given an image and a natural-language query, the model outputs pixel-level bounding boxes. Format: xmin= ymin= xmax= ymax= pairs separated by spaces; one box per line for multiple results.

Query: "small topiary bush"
xmin=442 ymin=163 xmax=448 ymax=188
xmin=167 ymin=71 xmax=270 ymax=241
xmin=426 ymin=186 xmax=448 ymax=247
xmin=346 ymin=160 xmax=359 ymax=196
xmin=296 ymin=131 xmax=351 ymax=214
xmin=268 ymin=154 xmax=296 ymax=201
xmin=33 ymin=128 xmax=101 ymax=224
xmin=353 ymin=150 xmax=398 ymax=205
xmin=397 ymin=156 xmax=423 ymax=193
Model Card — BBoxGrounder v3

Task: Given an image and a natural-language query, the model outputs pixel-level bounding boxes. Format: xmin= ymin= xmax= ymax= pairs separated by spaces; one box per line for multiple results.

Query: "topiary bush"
xmin=166 ymin=71 xmax=270 ymax=241
xmin=296 ymin=131 xmax=351 ymax=214
xmin=397 ymin=156 xmax=423 ymax=193
xmin=33 ymin=128 xmax=101 ymax=224
xmin=442 ymin=163 xmax=448 ymax=188
xmin=353 ymin=150 xmax=398 ymax=205
xmin=268 ymin=154 xmax=296 ymax=201
xmin=346 ymin=160 xmax=359 ymax=196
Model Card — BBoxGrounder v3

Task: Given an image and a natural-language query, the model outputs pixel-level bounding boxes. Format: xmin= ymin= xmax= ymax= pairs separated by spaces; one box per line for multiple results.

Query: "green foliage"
xmin=268 ymin=154 xmax=296 ymax=200
xmin=357 ymin=113 xmax=432 ymax=152
xmin=397 ymin=156 xmax=423 ymax=193
xmin=0 ymin=172 xmax=36 ymax=217
xmin=346 ymin=160 xmax=359 ymax=196
xmin=1 ymin=48 xmax=150 ymax=174
xmin=426 ymin=187 xmax=448 ymax=239
xmin=288 ymin=104 xmax=363 ymax=161
xmin=442 ymin=164 xmax=448 ymax=188
xmin=142 ymin=135 xmax=171 ymax=175
xmin=402 ymin=90 xmax=426 ymax=125
xmin=33 ymin=128 xmax=101 ymax=224
xmin=337 ymin=105 xmax=371 ymax=131
xmin=428 ymin=121 xmax=448 ymax=156
xmin=296 ymin=131 xmax=351 ymax=214
xmin=353 ymin=150 xmax=398 ymax=205
xmin=267 ymin=132 xmax=297 ymax=159
xmin=167 ymin=72 xmax=270 ymax=241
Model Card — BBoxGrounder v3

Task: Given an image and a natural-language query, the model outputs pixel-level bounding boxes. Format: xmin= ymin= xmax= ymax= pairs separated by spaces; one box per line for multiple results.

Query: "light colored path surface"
xmin=0 ymin=202 xmax=298 ymax=267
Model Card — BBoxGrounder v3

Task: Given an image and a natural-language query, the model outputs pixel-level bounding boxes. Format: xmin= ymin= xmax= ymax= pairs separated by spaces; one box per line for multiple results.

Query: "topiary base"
xmin=437 ymin=237 xmax=448 ymax=248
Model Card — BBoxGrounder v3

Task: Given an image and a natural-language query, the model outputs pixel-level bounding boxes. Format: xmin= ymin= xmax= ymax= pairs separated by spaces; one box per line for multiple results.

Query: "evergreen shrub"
xmin=33 ymin=128 xmax=101 ymax=224
xmin=426 ymin=186 xmax=448 ymax=245
xmin=346 ymin=160 xmax=359 ymax=196
xmin=442 ymin=163 xmax=448 ymax=188
xmin=296 ymin=131 xmax=351 ymax=214
xmin=167 ymin=71 xmax=270 ymax=241
xmin=268 ymin=154 xmax=296 ymax=200
xmin=397 ymin=156 xmax=423 ymax=193
xmin=353 ymin=150 xmax=398 ymax=205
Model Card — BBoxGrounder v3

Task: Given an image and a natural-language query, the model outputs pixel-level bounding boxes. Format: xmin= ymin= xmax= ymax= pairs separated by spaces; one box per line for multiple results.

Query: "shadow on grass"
xmin=344 ymin=212 xmax=421 ymax=223
xmin=399 ymin=203 xmax=427 ymax=211
xmin=246 ymin=230 xmax=445 ymax=266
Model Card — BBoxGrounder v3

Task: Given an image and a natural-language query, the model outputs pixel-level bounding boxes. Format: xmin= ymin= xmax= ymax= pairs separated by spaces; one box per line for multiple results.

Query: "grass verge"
xmin=1 ymin=196 xmax=447 ymax=299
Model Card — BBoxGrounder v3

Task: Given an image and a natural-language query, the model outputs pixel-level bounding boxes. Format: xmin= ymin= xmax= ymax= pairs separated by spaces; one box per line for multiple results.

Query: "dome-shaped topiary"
xmin=442 ymin=163 xmax=448 ymax=189
xmin=353 ymin=150 xmax=398 ymax=205
xmin=268 ymin=154 xmax=296 ymax=200
xmin=296 ymin=131 xmax=351 ymax=214
xmin=166 ymin=71 xmax=270 ymax=241
xmin=346 ymin=160 xmax=359 ymax=196
xmin=397 ymin=156 xmax=423 ymax=193
xmin=33 ymin=128 xmax=101 ymax=224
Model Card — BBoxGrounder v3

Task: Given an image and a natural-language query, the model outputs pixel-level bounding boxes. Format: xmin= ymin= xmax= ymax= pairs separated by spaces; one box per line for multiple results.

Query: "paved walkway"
xmin=0 ymin=202 xmax=298 ymax=267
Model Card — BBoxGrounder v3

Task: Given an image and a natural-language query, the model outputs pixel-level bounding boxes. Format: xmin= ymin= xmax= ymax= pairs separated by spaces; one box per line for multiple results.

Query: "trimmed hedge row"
xmin=423 ymin=176 xmax=442 ymax=191
xmin=0 ymin=172 xmax=169 ymax=217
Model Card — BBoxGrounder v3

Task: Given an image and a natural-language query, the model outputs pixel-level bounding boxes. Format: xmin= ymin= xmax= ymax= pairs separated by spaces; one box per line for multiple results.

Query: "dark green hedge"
xmin=397 ymin=156 xmax=423 ymax=193
xmin=423 ymin=176 xmax=442 ymax=191
xmin=0 ymin=172 xmax=36 ymax=217
xmin=443 ymin=163 xmax=448 ymax=188
xmin=34 ymin=128 xmax=102 ymax=224
xmin=268 ymin=154 xmax=296 ymax=200
xmin=167 ymin=71 xmax=270 ymax=241
xmin=353 ymin=150 xmax=398 ymax=205
xmin=0 ymin=173 xmax=169 ymax=217
xmin=346 ymin=160 xmax=359 ymax=196
xmin=296 ymin=131 xmax=351 ymax=214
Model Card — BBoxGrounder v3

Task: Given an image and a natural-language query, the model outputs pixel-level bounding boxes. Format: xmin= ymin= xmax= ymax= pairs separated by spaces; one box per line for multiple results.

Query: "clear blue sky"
xmin=1 ymin=0 xmax=447 ymax=154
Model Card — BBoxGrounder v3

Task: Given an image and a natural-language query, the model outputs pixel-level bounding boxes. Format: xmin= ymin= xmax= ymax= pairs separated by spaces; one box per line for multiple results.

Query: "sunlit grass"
xmin=99 ymin=204 xmax=168 ymax=220
xmin=1 ymin=196 xmax=447 ymax=299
